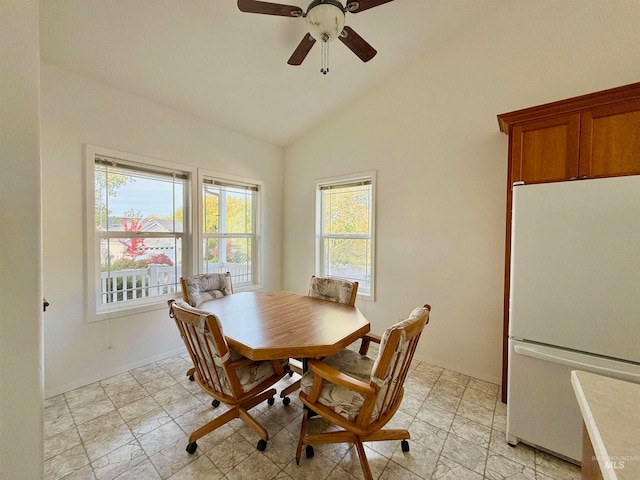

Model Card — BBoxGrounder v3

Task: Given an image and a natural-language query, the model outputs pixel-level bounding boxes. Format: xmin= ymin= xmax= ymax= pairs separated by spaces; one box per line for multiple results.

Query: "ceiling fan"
xmin=237 ymin=0 xmax=395 ymax=74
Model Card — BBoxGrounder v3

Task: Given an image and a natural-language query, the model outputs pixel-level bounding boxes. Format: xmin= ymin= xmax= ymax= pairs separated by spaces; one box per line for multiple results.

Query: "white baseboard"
xmin=45 ymin=346 xmax=188 ymax=399
xmin=412 ymin=352 xmax=502 ymax=386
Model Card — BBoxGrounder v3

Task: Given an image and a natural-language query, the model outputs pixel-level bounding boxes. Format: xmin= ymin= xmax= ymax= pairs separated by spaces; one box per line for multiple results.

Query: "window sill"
xmin=86 ymin=294 xmax=179 ymax=323
xmin=234 ymin=283 xmax=263 ymax=293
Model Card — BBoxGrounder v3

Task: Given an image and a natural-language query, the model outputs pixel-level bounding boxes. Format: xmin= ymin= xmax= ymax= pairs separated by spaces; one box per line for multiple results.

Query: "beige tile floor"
xmin=45 ymin=349 xmax=581 ymax=480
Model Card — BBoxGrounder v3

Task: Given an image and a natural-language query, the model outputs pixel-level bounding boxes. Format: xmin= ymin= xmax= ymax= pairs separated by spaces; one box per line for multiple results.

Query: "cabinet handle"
xmin=580 ymin=175 xmax=589 ymax=179
xmin=569 ymin=176 xmax=577 ymax=180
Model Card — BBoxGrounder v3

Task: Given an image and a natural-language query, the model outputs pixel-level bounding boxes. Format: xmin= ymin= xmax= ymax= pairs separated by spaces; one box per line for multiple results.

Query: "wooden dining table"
xmin=197 ymin=290 xmax=370 ymax=361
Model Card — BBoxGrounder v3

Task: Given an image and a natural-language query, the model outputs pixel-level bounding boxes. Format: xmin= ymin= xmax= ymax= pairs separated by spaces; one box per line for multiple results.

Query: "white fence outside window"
xmin=100 ymin=263 xmax=250 ymax=304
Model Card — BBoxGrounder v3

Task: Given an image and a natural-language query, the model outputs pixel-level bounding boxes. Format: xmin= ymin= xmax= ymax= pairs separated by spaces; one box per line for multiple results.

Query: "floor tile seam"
xmin=385 ymin=455 xmax=430 ymax=480
xmin=144 ymin=449 xmax=165 ymax=480
xmin=441 ymin=409 xmax=495 ymax=478
xmin=431 ymin=422 xmax=456 ymax=479
xmin=486 ymin=425 xmax=539 ymax=473
xmin=479 ymin=428 xmax=493 ymax=480
xmin=88 ymin=437 xmax=151 ymax=480
xmin=44 ymin=392 xmax=95 ymax=478
xmin=149 ymin=386 xmax=196 ymax=413
xmin=459 ymin=385 xmax=498 ymax=413
xmin=45 ymin=395 xmax=80 ymax=440
xmin=67 ymin=394 xmax=99 ymax=473
xmin=65 ymin=385 xmax=112 ymax=416
xmin=78 ymin=403 xmax=158 ymax=464
xmin=437 ymin=444 xmax=487 ymax=479
xmin=324 ymin=463 xmax=343 ymax=480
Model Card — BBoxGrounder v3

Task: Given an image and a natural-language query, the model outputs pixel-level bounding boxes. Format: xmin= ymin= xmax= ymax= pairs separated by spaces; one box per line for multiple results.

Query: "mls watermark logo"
xmin=594 ymin=455 xmax=639 ymax=470
xmin=603 ymin=460 xmax=625 ymax=470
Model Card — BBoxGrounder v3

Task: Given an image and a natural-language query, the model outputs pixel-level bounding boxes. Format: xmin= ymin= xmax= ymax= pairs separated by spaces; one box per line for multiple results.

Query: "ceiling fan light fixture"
xmin=305 ymin=0 xmax=345 ymax=42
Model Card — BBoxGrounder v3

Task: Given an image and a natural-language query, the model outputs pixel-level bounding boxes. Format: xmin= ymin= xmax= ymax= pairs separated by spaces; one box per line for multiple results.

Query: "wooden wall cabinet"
xmin=497 ymin=83 xmax=640 ymax=403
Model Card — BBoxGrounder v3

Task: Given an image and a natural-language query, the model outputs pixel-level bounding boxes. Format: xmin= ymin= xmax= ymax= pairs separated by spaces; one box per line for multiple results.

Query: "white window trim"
xmin=315 ymin=170 xmax=376 ymax=301
xmin=84 ymin=145 xmax=196 ymax=322
xmin=196 ymin=169 xmax=263 ymax=291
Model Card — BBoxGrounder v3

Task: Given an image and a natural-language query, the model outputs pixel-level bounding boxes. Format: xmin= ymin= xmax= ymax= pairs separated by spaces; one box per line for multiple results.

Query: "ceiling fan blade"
xmin=237 ymin=0 xmax=303 ymax=17
xmin=346 ymin=0 xmax=394 ymax=13
xmin=338 ymin=26 xmax=377 ymax=62
xmin=287 ymin=33 xmax=316 ymax=65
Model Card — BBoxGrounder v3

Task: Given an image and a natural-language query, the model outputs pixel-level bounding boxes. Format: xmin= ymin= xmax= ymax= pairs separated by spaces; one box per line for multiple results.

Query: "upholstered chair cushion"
xmin=230 ymin=359 xmax=286 ymax=395
xmin=309 ymin=276 xmax=356 ymax=304
xmin=184 ymin=273 xmax=232 ymax=307
xmin=300 ymin=349 xmax=377 ymax=422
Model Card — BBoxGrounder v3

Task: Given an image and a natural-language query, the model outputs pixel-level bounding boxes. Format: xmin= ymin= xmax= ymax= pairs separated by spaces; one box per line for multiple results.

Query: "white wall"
xmin=41 ymin=64 xmax=284 ymax=397
xmin=0 ymin=1 xmax=44 ymax=477
xmin=282 ymin=0 xmax=640 ymax=384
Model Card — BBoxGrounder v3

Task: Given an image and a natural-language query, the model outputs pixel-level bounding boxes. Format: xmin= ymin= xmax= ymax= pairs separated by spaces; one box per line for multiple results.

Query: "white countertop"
xmin=571 ymin=370 xmax=640 ymax=480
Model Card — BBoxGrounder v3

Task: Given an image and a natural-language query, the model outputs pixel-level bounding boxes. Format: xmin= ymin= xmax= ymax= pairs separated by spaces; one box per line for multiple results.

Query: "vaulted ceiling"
xmin=40 ymin=0 xmax=494 ymax=146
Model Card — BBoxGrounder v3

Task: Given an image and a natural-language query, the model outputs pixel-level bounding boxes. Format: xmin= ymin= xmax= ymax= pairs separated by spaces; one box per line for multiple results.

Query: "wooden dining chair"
xmin=180 ymin=272 xmax=233 ymax=307
xmin=168 ymin=299 xmax=289 ymax=453
xmin=180 ymin=272 xmax=234 ymax=381
xmin=280 ymin=275 xmax=359 ymax=400
xmin=295 ymin=304 xmax=431 ymax=480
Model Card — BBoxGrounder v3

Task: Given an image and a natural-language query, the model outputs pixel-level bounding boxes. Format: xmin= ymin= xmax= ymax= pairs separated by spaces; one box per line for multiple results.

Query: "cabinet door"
xmin=579 ymin=100 xmax=640 ymax=178
xmin=511 ymin=115 xmax=580 ymax=183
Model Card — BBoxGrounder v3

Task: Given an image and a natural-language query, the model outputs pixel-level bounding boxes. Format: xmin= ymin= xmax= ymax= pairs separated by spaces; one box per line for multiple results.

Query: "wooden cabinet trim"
xmin=511 ymin=115 xmax=580 ymax=183
xmin=497 ymin=82 xmax=640 ymax=134
xmin=579 ymin=98 xmax=640 ymax=178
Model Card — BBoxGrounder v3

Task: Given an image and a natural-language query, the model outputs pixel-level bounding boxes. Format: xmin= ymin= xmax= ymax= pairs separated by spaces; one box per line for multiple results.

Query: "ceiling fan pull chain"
xmin=321 ymin=41 xmax=329 ymax=75
xmin=327 ymin=40 xmax=330 ymax=74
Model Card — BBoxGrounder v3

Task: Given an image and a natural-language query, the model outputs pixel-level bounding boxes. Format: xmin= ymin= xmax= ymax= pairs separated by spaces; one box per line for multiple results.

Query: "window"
xmin=86 ymin=146 xmax=193 ymax=320
xmin=316 ymin=172 xmax=375 ymax=298
xmin=200 ymin=173 xmax=260 ymax=288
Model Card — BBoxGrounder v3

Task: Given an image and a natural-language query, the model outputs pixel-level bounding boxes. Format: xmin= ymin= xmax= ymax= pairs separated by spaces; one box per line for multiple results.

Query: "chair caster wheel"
xmin=267 ymin=397 xmax=275 ymax=406
xmin=283 ymin=397 xmax=291 ymax=406
xmin=401 ymin=440 xmax=410 ymax=452
xmin=257 ymin=439 xmax=267 ymax=451
xmin=186 ymin=442 xmax=198 ymax=454
xmin=188 ymin=374 xmax=194 ymax=381
xmin=211 ymin=399 xmax=220 ymax=408
xmin=305 ymin=445 xmax=314 ymax=458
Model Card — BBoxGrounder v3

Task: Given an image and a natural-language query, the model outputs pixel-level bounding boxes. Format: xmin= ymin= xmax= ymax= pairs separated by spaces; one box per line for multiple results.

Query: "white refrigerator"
xmin=506 ymin=175 xmax=640 ymax=463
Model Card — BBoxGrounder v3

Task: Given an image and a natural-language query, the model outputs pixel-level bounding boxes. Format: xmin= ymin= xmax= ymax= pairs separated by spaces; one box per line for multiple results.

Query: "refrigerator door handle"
xmin=513 ymin=344 xmax=640 ymax=380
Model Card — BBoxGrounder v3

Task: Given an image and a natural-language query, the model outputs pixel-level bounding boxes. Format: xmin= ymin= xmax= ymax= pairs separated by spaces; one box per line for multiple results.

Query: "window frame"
xmin=315 ymin=170 xmax=376 ymax=301
xmin=196 ymin=169 xmax=262 ymax=290
xmin=85 ymin=145 xmax=196 ymax=322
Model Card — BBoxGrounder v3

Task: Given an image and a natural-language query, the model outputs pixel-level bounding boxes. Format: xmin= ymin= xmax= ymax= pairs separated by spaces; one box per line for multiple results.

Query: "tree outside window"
xmin=317 ymin=173 xmax=375 ymax=298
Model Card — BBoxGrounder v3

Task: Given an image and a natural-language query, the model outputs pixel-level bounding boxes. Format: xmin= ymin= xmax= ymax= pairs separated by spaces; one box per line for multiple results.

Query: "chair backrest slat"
xmin=367 ymin=305 xmax=430 ymax=425
xmin=191 ymin=322 xmax=223 ymax=391
xmin=169 ymin=299 xmax=232 ymax=397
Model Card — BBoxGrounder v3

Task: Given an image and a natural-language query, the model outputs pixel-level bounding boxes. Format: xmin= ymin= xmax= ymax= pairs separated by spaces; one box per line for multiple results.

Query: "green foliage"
xmin=203 ymin=188 xmax=252 ymax=233
xmin=94 ymin=166 xmax=134 ymax=228
xmin=322 ymin=186 xmax=371 ymax=267
xmin=103 ymin=253 xmax=174 ymax=273
xmin=107 ymin=257 xmax=148 ymax=272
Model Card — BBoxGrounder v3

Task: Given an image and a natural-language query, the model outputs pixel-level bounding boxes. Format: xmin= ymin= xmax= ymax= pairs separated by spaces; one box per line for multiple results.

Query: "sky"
xmin=107 ymin=177 xmax=183 ymax=219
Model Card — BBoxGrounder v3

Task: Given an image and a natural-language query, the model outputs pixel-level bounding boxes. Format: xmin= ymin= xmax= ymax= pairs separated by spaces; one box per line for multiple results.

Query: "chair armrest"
xmin=358 ymin=333 xmax=382 ymax=355
xmin=289 ymin=358 xmax=304 ymax=375
xmin=307 ymin=359 xmax=374 ymax=396
xmin=227 ymin=357 xmax=254 ymax=369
